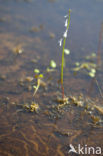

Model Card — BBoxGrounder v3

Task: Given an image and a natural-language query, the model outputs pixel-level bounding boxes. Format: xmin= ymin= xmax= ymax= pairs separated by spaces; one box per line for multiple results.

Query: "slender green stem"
xmin=61 ymin=9 xmax=71 ymax=98
xmin=61 ymin=38 xmax=66 ymax=85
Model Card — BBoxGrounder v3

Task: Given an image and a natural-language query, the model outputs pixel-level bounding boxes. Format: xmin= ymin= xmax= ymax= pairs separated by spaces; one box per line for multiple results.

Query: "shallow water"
xmin=0 ymin=0 xmax=103 ymax=155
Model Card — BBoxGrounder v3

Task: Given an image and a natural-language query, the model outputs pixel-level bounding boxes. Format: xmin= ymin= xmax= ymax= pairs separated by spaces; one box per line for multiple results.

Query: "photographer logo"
xmin=68 ymin=144 xmax=102 ymax=155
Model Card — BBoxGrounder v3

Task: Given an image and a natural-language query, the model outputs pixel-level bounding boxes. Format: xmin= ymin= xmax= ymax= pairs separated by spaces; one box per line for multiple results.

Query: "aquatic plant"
xmin=58 ymin=9 xmax=71 ymax=99
xmin=72 ymin=61 xmax=97 ymax=78
xmin=23 ymin=101 xmax=40 ymax=113
xmin=50 ymin=60 xmax=56 ymax=68
xmin=33 ymin=70 xmax=44 ymax=96
xmin=46 ymin=60 xmax=57 ymax=72
xmin=33 ymin=60 xmax=56 ymax=96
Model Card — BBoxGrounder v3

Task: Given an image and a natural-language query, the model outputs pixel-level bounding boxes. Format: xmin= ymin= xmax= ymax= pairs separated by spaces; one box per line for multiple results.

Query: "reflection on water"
xmin=0 ymin=0 xmax=103 ymax=155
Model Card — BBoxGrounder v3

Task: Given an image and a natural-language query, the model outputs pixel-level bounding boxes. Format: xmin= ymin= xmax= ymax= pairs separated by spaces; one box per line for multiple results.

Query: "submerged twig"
xmin=95 ymin=78 xmax=103 ymax=99
xmin=97 ymin=22 xmax=103 ymax=66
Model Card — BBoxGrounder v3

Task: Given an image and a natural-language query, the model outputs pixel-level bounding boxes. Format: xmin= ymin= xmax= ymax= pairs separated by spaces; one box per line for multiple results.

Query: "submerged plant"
xmin=33 ymin=60 xmax=56 ymax=96
xmin=46 ymin=60 xmax=57 ymax=72
xmin=58 ymin=9 xmax=71 ymax=99
xmin=72 ymin=61 xmax=97 ymax=78
xmin=23 ymin=101 xmax=40 ymax=113
xmin=33 ymin=69 xmax=44 ymax=96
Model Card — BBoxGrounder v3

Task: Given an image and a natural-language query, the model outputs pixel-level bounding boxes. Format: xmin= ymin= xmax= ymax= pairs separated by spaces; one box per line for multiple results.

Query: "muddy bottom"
xmin=0 ymin=76 xmax=103 ymax=156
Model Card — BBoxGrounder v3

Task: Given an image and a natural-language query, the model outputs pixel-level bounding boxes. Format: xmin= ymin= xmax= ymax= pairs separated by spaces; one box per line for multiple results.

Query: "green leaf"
xmin=88 ymin=72 xmax=95 ymax=78
xmin=39 ymin=74 xmax=44 ymax=78
xmin=90 ymin=68 xmax=96 ymax=74
xmin=91 ymin=53 xmax=96 ymax=57
xmin=46 ymin=67 xmax=55 ymax=72
xmin=34 ymin=69 xmax=40 ymax=73
xmin=50 ymin=60 xmax=56 ymax=68
xmin=75 ymin=62 xmax=80 ymax=66
xmin=72 ymin=67 xmax=81 ymax=71
xmin=64 ymin=49 xmax=70 ymax=55
xmin=33 ymin=85 xmax=37 ymax=89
